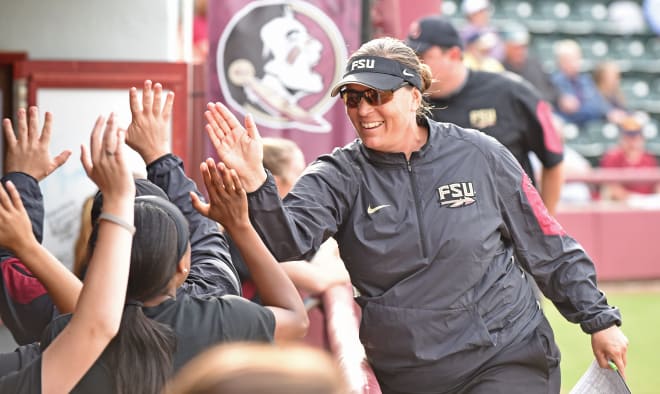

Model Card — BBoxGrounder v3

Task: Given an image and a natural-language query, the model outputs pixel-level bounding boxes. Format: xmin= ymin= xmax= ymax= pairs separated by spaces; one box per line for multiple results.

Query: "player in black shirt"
xmin=407 ymin=16 xmax=564 ymax=215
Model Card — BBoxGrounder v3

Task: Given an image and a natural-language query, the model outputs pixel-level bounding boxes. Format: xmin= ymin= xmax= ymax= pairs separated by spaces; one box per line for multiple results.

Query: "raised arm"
xmin=191 ymin=159 xmax=308 ymax=341
xmin=41 ymin=113 xmax=135 ymax=393
xmin=127 ymin=80 xmax=239 ymax=296
xmin=2 ymin=107 xmax=70 ymax=245
xmin=0 ymin=108 xmax=77 ymax=327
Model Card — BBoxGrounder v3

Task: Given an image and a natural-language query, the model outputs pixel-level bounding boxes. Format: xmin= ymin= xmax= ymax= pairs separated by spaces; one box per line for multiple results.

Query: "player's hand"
xmin=126 ymin=80 xmax=174 ymax=165
xmin=0 ymin=180 xmax=35 ymax=253
xmin=3 ymin=107 xmax=71 ymax=181
xmin=191 ymin=158 xmax=249 ymax=233
xmin=81 ymin=114 xmax=135 ymax=203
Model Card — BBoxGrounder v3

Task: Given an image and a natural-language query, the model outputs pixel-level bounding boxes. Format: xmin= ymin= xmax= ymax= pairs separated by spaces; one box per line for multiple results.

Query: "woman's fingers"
xmin=102 ymin=113 xmax=117 ymax=154
xmin=3 ymin=118 xmax=16 ymax=147
xmin=142 ymin=80 xmax=153 ymax=112
xmin=129 ymin=87 xmax=141 ymax=115
xmin=0 ymin=182 xmax=12 ymax=211
xmin=40 ymin=111 xmax=53 ymax=144
xmin=152 ymin=83 xmax=162 ymax=116
xmin=190 ymin=191 xmax=209 ymax=217
xmin=27 ymin=107 xmax=39 ymax=143
xmin=162 ymin=91 xmax=175 ymax=121
xmin=5 ymin=181 xmax=25 ymax=213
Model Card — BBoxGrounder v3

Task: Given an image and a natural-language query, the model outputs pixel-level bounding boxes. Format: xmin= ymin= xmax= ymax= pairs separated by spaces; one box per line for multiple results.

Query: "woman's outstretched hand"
xmin=204 ymin=102 xmax=266 ymax=192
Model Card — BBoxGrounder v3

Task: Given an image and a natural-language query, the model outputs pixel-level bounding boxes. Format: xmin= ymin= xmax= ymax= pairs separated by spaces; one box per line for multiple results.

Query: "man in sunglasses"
xmin=407 ymin=16 xmax=565 ymax=216
xmin=205 ymin=34 xmax=627 ymax=394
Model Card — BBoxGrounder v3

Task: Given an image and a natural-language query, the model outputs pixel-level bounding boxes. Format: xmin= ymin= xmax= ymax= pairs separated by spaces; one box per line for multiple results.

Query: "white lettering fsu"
xmin=437 ymin=182 xmax=476 ymax=207
xmin=351 ymin=59 xmax=375 ymax=70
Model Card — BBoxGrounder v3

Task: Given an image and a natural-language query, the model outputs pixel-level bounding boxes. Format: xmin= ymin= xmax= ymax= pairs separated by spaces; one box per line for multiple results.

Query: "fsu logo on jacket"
xmin=216 ymin=0 xmax=347 ymax=133
xmin=437 ymin=182 xmax=476 ymax=208
xmin=468 ymin=108 xmax=497 ymax=129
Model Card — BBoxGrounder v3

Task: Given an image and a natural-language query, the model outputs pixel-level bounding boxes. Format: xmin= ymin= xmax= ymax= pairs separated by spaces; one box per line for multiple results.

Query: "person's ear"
xmin=411 ymin=89 xmax=422 ymax=113
xmin=448 ymin=46 xmax=463 ymax=61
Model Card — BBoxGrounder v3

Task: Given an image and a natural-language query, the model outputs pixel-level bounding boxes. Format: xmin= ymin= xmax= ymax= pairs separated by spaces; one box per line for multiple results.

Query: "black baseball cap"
xmin=406 ymin=16 xmax=463 ymax=54
xmin=330 ymin=55 xmax=422 ymax=96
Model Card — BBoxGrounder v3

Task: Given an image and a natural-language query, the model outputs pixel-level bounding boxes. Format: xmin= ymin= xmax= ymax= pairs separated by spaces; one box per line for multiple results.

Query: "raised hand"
xmin=80 ymin=114 xmax=135 ymax=202
xmin=126 ymin=80 xmax=175 ymax=165
xmin=204 ymin=102 xmax=266 ymax=192
xmin=190 ymin=158 xmax=248 ymax=233
xmin=0 ymin=181 xmax=35 ymax=253
xmin=2 ymin=107 xmax=72 ymax=180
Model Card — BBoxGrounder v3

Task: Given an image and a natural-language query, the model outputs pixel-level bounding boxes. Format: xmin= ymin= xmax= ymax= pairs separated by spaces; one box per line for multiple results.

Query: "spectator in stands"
xmin=0 ymin=112 xmax=134 ymax=393
xmin=501 ymin=22 xmax=559 ymax=107
xmin=166 ymin=342 xmax=347 ymax=394
xmin=459 ymin=0 xmax=504 ymax=60
xmin=205 ymin=36 xmax=628 ymax=393
xmin=592 ymin=61 xmax=627 ymax=112
xmin=551 ymin=39 xmax=627 ymax=127
xmin=463 ymin=30 xmax=504 ymax=72
xmin=644 ymin=0 xmax=660 ymax=35
xmin=231 ymin=137 xmax=350 ymax=302
xmin=600 ymin=116 xmax=660 ymax=200
xmin=406 ymin=16 xmax=564 ymax=215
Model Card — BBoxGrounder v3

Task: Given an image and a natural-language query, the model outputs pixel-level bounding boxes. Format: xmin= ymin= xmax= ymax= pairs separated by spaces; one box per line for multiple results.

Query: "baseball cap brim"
xmin=406 ymin=39 xmax=433 ymax=55
xmin=330 ymin=73 xmax=406 ymax=97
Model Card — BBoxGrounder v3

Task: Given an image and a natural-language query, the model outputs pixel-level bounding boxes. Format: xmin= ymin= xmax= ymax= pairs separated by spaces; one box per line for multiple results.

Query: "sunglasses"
xmin=340 ymin=83 xmax=408 ymax=108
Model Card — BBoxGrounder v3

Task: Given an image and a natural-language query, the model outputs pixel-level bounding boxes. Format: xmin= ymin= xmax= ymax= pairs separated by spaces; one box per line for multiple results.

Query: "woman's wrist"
xmin=242 ymin=169 xmax=268 ymax=193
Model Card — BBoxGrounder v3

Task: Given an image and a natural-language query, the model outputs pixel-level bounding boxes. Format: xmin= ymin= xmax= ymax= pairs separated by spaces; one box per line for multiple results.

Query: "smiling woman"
xmin=204 ymin=36 xmax=628 ymax=394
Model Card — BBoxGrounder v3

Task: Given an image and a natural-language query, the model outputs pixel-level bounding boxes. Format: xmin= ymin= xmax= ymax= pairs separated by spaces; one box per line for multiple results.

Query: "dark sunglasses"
xmin=340 ymin=83 xmax=408 ymax=108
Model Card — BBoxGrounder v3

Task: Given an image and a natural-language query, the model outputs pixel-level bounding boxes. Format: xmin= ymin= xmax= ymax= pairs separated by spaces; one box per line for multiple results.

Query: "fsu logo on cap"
xmin=216 ymin=0 xmax=346 ymax=133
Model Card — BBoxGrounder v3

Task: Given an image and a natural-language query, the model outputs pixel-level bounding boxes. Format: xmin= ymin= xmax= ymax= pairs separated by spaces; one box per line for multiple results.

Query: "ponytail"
xmin=106 ymin=304 xmax=176 ymax=394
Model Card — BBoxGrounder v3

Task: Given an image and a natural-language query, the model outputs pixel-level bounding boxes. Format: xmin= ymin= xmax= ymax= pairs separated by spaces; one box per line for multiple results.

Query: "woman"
xmin=0 ymin=113 xmax=135 ymax=393
xmin=205 ymin=37 xmax=628 ymax=393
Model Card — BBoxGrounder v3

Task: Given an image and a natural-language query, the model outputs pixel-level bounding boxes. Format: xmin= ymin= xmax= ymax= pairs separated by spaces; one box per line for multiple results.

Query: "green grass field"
xmin=544 ymin=290 xmax=660 ymax=393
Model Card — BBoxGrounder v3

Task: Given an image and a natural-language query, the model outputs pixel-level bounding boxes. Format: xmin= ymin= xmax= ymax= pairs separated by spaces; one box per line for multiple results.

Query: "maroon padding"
xmin=323 ymin=283 xmax=381 ymax=393
xmin=1 ymin=257 xmax=47 ymax=304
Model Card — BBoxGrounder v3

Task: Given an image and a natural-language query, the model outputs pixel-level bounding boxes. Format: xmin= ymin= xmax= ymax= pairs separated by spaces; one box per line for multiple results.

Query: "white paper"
xmin=569 ymin=360 xmax=631 ymax=394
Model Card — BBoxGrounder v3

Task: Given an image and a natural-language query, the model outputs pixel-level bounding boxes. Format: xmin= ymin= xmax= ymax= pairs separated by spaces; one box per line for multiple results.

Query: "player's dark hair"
xmin=350 ymin=37 xmax=433 ymax=118
xmin=87 ymin=196 xmax=188 ymax=393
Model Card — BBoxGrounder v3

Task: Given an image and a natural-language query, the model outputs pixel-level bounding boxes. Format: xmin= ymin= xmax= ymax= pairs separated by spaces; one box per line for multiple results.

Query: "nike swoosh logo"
xmin=402 ymin=69 xmax=414 ymax=77
xmin=367 ymin=204 xmax=391 ymax=214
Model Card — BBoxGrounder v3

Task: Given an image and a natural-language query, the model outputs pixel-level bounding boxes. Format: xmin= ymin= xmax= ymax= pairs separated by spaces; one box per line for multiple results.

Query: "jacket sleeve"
xmin=511 ymin=81 xmax=564 ymax=169
xmin=146 ymin=154 xmax=240 ymax=297
xmin=247 ymin=152 xmax=357 ymax=261
xmin=0 ymin=173 xmax=57 ymax=345
xmin=489 ymin=141 xmax=621 ymax=334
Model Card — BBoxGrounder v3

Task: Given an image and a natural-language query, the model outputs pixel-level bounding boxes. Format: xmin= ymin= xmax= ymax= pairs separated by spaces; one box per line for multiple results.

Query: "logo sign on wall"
xmin=208 ymin=0 xmax=362 ymax=161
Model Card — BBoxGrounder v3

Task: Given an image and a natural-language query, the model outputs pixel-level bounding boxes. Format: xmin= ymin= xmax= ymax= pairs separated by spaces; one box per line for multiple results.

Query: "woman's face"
xmin=343 ymin=83 xmax=419 ymax=154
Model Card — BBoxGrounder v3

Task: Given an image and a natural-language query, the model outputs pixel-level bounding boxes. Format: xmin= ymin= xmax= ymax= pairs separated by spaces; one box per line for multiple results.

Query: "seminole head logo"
xmin=217 ymin=0 xmax=346 ymax=133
